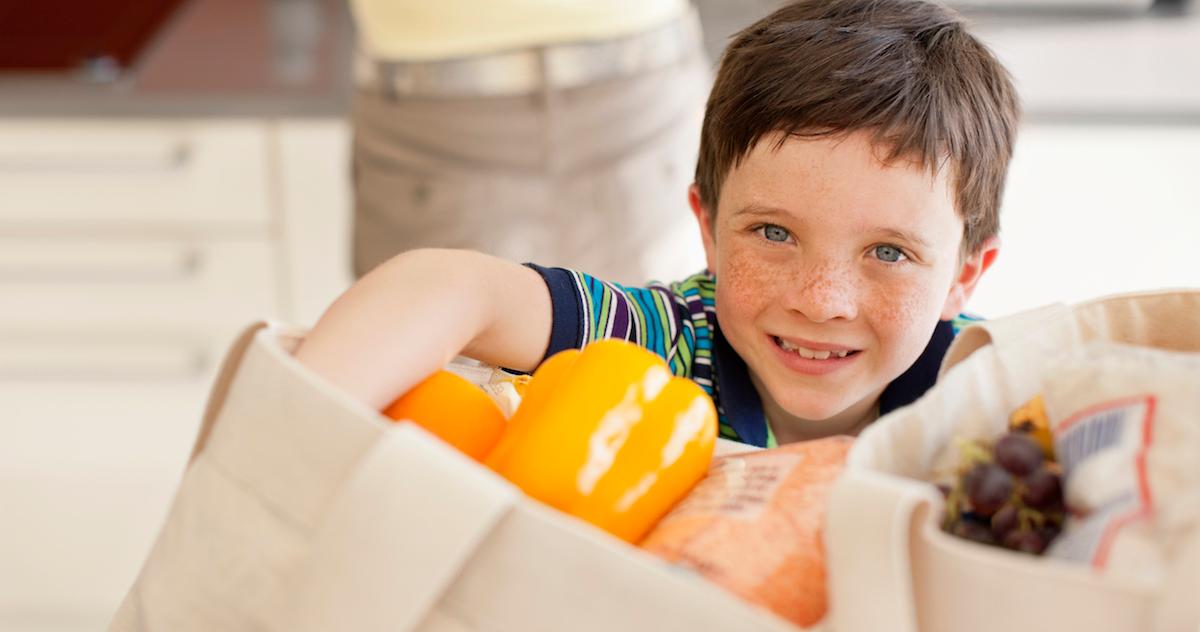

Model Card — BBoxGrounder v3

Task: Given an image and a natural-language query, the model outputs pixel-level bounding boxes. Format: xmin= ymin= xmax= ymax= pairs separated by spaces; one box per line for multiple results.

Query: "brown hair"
xmin=695 ymin=0 xmax=1020 ymax=254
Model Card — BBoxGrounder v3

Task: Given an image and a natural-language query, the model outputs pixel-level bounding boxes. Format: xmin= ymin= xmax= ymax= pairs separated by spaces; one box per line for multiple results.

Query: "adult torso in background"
xmin=350 ymin=0 xmax=689 ymax=60
xmin=347 ymin=0 xmax=709 ymax=285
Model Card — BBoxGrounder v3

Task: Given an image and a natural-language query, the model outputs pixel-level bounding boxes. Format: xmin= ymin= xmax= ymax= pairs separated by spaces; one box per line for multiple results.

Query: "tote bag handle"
xmin=826 ymin=469 xmax=942 ymax=632
xmin=940 ymin=303 xmax=1071 ymax=378
xmin=942 ymin=289 xmax=1200 ymax=381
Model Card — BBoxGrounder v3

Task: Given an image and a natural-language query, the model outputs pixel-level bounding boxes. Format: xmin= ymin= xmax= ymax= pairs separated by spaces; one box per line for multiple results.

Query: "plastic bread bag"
xmin=1040 ymin=342 xmax=1200 ymax=630
xmin=442 ymin=357 xmax=530 ymax=419
xmin=479 ymin=372 xmax=529 ymax=418
xmin=639 ymin=436 xmax=853 ymax=628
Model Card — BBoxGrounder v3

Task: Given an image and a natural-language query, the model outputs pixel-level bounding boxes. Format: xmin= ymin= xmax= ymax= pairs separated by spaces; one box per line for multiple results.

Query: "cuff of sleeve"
xmin=524 ymin=263 xmax=583 ymax=363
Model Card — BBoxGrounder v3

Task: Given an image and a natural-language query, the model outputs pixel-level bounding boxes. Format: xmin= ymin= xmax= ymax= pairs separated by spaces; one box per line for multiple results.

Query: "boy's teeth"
xmin=776 ymin=337 xmax=851 ymax=359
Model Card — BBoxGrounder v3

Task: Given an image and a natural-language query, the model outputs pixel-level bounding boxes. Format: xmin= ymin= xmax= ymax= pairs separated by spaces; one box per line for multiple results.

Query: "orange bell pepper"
xmin=486 ymin=339 xmax=717 ymax=543
xmin=1009 ymin=394 xmax=1054 ymax=458
xmin=383 ymin=370 xmax=507 ymax=462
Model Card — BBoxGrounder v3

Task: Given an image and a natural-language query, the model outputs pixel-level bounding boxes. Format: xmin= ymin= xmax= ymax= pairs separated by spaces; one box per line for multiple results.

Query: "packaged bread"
xmin=640 ymin=435 xmax=853 ymax=627
xmin=1038 ymin=343 xmax=1200 ymax=610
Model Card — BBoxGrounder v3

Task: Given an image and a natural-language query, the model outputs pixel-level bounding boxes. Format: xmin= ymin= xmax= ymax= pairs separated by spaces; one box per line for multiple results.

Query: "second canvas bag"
xmin=823 ymin=289 xmax=1200 ymax=632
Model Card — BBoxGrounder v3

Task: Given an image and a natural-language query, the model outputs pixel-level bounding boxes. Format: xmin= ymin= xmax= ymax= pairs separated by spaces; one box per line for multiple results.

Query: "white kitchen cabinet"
xmin=0 ymin=239 xmax=280 ymax=330
xmin=273 ymin=119 xmax=355 ymax=327
xmin=1 ymin=380 xmax=211 ymax=626
xmin=0 ymin=121 xmax=272 ymax=230
xmin=0 ymin=117 xmax=352 ymax=632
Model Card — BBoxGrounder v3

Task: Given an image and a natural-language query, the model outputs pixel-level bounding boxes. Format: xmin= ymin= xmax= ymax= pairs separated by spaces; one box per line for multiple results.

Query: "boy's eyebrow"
xmin=731 ymin=203 xmax=793 ymax=218
xmin=871 ymin=227 xmax=932 ymax=249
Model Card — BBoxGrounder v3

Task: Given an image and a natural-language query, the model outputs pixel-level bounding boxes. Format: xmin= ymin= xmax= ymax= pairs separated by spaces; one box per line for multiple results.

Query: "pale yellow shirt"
xmin=350 ymin=0 xmax=689 ymax=61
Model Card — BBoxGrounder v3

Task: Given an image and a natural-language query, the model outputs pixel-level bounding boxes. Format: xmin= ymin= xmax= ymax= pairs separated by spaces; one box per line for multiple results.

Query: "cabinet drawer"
xmin=0 ymin=238 xmax=282 ymax=331
xmin=0 ymin=120 xmax=271 ymax=231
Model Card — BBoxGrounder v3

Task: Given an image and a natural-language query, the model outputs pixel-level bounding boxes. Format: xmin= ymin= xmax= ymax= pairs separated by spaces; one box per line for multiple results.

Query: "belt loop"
xmin=376 ymin=60 xmax=399 ymax=101
xmin=535 ymin=45 xmax=564 ymax=176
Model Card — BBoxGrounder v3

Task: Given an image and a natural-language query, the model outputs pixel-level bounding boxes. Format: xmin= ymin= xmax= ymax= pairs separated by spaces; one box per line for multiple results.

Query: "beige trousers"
xmin=350 ymin=45 xmax=711 ymax=285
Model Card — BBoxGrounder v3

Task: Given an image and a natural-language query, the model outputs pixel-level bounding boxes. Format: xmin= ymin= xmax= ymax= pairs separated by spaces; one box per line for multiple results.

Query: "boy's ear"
xmin=940 ymin=236 xmax=1000 ymax=320
xmin=688 ymin=184 xmax=718 ymax=272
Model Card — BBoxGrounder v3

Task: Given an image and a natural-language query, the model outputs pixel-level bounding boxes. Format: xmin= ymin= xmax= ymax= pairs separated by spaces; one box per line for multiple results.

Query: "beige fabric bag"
xmin=109 ymin=322 xmax=800 ymax=632
xmin=824 ymin=289 xmax=1200 ymax=632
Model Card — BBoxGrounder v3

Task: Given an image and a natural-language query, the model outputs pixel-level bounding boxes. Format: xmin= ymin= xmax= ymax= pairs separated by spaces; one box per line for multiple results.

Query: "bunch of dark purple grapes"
xmin=940 ymin=430 xmax=1065 ymax=555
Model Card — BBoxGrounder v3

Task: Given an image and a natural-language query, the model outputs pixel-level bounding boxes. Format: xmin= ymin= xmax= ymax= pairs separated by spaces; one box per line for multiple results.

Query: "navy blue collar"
xmin=712 ymin=319 xmax=957 ymax=448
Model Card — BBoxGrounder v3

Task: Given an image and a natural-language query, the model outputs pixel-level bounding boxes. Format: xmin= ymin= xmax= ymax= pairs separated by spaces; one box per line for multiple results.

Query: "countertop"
xmin=694 ymin=0 xmax=1200 ymax=123
xmin=0 ymin=0 xmax=355 ymax=118
xmin=0 ymin=0 xmax=1196 ymax=121
xmin=969 ymin=0 xmax=1200 ymax=122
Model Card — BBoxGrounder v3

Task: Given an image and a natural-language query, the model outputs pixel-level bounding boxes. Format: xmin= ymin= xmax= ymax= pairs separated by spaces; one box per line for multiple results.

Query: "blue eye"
xmin=874 ymin=245 xmax=907 ymax=263
xmin=760 ymin=224 xmax=791 ymax=243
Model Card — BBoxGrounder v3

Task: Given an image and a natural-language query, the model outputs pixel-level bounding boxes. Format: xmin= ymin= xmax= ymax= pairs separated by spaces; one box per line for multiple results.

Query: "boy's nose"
xmin=785 ymin=263 xmax=859 ymax=323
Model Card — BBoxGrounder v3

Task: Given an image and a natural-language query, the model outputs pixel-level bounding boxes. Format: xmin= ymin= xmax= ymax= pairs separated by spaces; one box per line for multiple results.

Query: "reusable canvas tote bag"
xmin=108 ymin=322 xmax=801 ymax=632
xmin=824 ymin=289 xmax=1200 ymax=632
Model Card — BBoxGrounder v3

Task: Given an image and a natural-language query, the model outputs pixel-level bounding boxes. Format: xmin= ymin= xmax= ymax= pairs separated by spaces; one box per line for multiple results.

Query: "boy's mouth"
xmin=772 ymin=335 xmax=860 ymax=360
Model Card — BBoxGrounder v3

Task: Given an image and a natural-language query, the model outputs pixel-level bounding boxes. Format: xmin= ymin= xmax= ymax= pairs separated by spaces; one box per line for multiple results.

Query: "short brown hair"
xmin=695 ymin=0 xmax=1020 ymax=254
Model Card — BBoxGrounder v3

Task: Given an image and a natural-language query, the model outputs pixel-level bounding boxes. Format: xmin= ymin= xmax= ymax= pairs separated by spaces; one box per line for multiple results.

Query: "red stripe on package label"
xmin=1050 ymin=395 xmax=1156 ymax=569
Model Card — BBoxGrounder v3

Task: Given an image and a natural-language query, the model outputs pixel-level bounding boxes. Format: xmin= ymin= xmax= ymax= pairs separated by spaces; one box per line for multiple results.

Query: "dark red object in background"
xmin=0 ymin=0 xmax=187 ymax=71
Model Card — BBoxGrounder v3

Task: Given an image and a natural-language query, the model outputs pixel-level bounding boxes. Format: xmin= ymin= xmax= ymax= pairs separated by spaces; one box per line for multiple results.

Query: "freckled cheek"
xmin=863 ymin=276 xmax=943 ymax=343
xmin=717 ymin=247 xmax=788 ymax=314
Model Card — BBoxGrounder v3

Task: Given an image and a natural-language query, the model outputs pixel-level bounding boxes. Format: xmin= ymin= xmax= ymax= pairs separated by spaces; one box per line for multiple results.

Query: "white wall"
xmin=969 ymin=124 xmax=1200 ymax=318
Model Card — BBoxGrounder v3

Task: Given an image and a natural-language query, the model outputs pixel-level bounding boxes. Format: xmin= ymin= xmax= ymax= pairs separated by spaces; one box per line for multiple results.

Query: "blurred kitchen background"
xmin=1 ymin=0 xmax=1198 ymax=630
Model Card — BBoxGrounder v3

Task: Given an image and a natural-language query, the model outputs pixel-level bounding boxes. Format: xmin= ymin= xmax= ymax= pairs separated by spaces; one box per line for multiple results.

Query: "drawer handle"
xmin=0 ymin=246 xmax=202 ymax=282
xmin=0 ymin=340 xmax=209 ymax=380
xmin=0 ymin=142 xmax=192 ymax=172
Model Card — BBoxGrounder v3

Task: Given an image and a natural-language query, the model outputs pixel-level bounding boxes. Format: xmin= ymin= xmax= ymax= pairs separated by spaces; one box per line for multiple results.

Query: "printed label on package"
xmin=1051 ymin=394 xmax=1156 ymax=568
xmin=660 ymin=452 xmax=804 ymax=522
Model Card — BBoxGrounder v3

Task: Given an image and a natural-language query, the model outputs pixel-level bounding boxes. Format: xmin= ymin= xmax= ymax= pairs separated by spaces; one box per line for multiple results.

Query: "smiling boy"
xmin=295 ymin=0 xmax=1019 ymax=447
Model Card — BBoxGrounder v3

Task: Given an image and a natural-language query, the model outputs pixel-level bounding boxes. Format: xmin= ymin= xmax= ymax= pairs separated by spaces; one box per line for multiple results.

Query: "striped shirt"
xmin=527 ymin=264 xmax=980 ymax=447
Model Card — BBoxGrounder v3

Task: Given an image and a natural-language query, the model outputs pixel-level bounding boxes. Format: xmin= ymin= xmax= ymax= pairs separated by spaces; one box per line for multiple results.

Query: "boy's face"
xmin=689 ymin=131 xmax=997 ymax=431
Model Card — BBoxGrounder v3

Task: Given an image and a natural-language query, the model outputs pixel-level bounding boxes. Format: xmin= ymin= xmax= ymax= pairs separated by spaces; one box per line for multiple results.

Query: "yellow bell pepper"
xmin=486 ymin=339 xmax=718 ymax=543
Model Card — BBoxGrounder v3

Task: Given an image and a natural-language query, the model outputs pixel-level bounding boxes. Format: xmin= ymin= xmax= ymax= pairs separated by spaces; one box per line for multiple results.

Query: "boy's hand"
xmin=293 ymin=249 xmax=553 ymax=411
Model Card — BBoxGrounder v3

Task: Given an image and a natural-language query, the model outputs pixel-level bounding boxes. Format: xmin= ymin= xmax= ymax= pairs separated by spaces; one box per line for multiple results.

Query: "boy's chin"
xmin=775 ymin=397 xmax=852 ymax=424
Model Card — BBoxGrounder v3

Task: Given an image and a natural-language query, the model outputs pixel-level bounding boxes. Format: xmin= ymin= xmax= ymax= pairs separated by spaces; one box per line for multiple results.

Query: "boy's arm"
xmin=293 ymin=248 xmax=552 ymax=411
